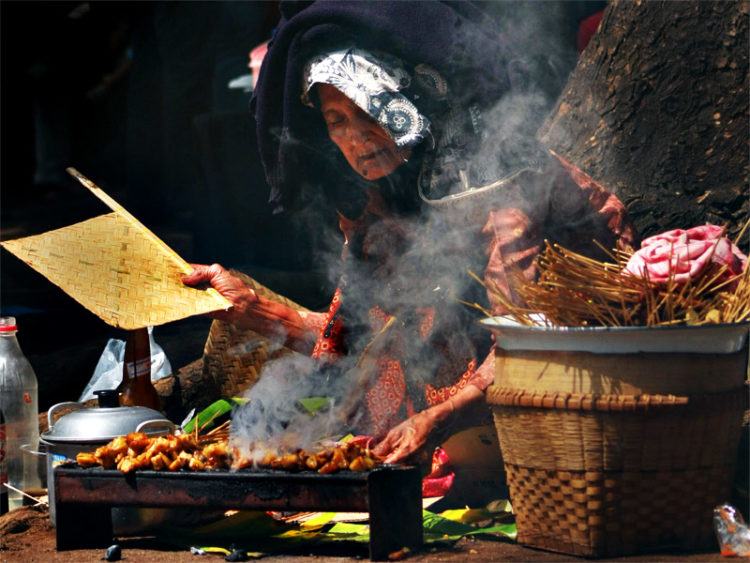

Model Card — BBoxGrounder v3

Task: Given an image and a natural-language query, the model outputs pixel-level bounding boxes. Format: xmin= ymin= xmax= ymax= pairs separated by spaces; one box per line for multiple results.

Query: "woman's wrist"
xmin=229 ymin=294 xmax=317 ymax=353
xmin=429 ymin=385 xmax=485 ymax=435
xmin=253 ymin=297 xmax=319 ymax=353
xmin=425 ymin=399 xmax=455 ymax=430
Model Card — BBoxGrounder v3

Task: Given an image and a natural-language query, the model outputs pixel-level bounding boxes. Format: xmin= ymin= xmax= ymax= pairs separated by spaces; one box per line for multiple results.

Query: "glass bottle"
xmin=118 ymin=327 xmax=161 ymax=410
xmin=0 ymin=317 xmax=41 ymax=512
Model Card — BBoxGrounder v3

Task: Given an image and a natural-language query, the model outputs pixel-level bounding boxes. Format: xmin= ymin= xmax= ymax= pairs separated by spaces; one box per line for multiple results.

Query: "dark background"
xmin=0 ymin=1 xmax=599 ymax=411
xmin=0 ymin=1 xmax=330 ymax=410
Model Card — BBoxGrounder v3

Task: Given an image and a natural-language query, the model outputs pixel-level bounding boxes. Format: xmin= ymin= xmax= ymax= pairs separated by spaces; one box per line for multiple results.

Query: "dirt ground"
xmin=0 ymin=506 xmax=728 ymax=563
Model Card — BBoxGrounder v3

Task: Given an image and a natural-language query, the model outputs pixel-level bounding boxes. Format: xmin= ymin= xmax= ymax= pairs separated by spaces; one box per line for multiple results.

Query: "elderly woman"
xmin=184 ymin=2 xmax=634 ymax=464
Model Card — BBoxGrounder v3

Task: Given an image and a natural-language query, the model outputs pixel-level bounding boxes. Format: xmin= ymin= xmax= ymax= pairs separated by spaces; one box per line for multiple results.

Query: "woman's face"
xmin=318 ymin=83 xmax=409 ymax=180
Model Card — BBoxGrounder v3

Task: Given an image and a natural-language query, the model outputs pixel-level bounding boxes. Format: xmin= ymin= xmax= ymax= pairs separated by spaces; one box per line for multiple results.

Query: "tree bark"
xmin=539 ymin=0 xmax=749 ymax=241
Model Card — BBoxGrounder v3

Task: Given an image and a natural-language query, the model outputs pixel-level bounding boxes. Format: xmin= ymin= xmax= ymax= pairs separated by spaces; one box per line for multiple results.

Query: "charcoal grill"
xmin=54 ymin=464 xmax=422 ymax=561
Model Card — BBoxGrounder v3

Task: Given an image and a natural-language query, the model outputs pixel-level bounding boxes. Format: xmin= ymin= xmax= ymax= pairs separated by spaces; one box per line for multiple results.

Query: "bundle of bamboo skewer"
xmin=198 ymin=420 xmax=230 ymax=444
xmin=467 ymin=225 xmax=750 ymax=328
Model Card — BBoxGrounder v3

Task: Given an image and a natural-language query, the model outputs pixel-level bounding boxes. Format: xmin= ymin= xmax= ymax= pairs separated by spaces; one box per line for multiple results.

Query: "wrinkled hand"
xmin=372 ymin=409 xmax=441 ymax=465
xmin=182 ymin=263 xmax=317 ymax=353
xmin=181 ymin=263 xmax=260 ymax=326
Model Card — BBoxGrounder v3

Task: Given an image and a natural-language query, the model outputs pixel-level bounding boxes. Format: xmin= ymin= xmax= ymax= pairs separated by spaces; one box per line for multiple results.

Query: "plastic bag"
xmin=714 ymin=504 xmax=750 ymax=557
xmin=79 ymin=327 xmax=172 ymax=402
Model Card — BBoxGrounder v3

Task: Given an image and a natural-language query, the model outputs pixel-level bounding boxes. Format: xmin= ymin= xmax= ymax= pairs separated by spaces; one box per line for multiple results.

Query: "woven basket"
xmin=486 ymin=345 xmax=748 ymax=558
xmin=202 ymin=270 xmax=308 ymax=398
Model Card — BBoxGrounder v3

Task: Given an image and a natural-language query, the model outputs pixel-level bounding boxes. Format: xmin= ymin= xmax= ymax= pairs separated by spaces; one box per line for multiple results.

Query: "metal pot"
xmin=40 ymin=390 xmax=174 ymax=529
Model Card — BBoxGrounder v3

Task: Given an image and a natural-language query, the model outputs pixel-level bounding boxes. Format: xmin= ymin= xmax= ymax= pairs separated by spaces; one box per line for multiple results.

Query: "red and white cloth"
xmin=625 ymin=224 xmax=747 ymax=285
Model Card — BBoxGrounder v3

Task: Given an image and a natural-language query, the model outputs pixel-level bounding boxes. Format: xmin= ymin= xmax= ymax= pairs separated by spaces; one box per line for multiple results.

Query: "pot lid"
xmin=41 ymin=392 xmax=172 ymax=443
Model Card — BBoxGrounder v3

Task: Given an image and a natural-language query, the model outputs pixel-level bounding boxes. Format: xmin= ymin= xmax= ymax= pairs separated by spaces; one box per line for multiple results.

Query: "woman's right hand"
xmin=182 ymin=263 xmax=323 ymax=354
xmin=182 ymin=263 xmax=262 ymax=327
xmin=182 ymin=264 xmax=272 ymax=328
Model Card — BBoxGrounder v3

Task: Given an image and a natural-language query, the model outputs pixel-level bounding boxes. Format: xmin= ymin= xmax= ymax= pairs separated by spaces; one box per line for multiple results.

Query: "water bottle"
xmin=0 ymin=317 xmax=41 ymax=512
xmin=1 ymin=409 xmax=7 ymax=513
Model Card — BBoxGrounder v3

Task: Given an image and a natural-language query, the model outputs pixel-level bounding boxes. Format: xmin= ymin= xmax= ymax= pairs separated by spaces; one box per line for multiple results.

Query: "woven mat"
xmin=1 ymin=211 xmax=229 ymax=329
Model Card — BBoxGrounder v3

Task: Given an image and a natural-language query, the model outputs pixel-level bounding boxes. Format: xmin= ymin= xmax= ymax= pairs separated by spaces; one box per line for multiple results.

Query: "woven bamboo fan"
xmin=0 ymin=168 xmax=231 ymax=330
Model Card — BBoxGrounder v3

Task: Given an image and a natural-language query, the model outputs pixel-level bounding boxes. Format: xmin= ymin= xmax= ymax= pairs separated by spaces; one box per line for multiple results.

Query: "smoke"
xmin=230 ymin=353 xmax=356 ymax=454
xmin=230 ymin=198 xmax=488 ymax=457
xmin=230 ymin=2 xmax=583 ymax=458
xmin=465 ymin=1 xmax=580 ymax=189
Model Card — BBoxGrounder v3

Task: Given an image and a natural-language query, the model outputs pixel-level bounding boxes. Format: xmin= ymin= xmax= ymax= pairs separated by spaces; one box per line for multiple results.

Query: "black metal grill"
xmin=54 ymin=464 xmax=423 ymax=561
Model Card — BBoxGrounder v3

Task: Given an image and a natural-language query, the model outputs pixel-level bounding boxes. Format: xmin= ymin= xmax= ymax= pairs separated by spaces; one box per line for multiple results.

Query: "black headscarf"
xmin=252 ymin=0 xmax=518 ymax=212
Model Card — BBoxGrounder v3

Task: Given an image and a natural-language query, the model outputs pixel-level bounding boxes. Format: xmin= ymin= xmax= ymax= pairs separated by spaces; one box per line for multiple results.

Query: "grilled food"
xmin=75 ymin=432 xmax=230 ymax=473
xmin=76 ymin=433 xmax=380 ymax=475
xmin=231 ymin=441 xmax=378 ymax=474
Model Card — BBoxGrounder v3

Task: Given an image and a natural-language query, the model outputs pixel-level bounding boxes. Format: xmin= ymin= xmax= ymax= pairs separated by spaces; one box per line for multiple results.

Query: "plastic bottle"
xmin=118 ymin=327 xmax=161 ymax=411
xmin=0 ymin=317 xmax=41 ymax=511
xmin=1 ymin=409 xmax=8 ymax=514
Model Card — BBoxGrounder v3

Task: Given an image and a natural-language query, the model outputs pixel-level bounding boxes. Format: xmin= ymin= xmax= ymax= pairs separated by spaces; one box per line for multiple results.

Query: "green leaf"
xmin=422 ymin=510 xmax=517 ymax=542
xmin=183 ymin=398 xmax=240 ymax=433
xmin=165 ymin=507 xmax=516 ymax=555
xmin=197 ymin=546 xmax=230 ymax=555
xmin=296 ymin=396 xmax=332 ymax=415
xmin=465 ymin=523 xmax=517 ymax=540
xmin=185 ymin=510 xmax=289 ymax=540
xmin=423 ymin=510 xmax=476 ymax=539
xmin=272 ymin=527 xmax=326 ymax=545
xmin=321 ymin=522 xmax=371 ymax=543
xmin=439 ymin=507 xmax=494 ymax=524
xmin=300 ymin=512 xmax=337 ymax=530
xmin=197 ymin=547 xmax=264 ymax=559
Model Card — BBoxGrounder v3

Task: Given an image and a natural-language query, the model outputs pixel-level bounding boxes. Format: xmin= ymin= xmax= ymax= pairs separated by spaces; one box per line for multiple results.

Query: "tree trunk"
xmin=539 ymin=0 xmax=749 ymax=241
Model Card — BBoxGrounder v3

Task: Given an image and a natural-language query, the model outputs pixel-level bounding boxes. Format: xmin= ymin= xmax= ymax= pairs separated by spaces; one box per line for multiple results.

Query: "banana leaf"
xmin=182 ymin=397 xmax=245 ymax=434
xmin=296 ymin=396 xmax=332 ymax=415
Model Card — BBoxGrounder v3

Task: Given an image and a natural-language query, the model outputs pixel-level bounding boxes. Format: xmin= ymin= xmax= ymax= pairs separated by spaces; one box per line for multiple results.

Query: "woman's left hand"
xmin=372 ymin=386 xmax=485 ymax=464
xmin=373 ymin=408 xmax=443 ymax=464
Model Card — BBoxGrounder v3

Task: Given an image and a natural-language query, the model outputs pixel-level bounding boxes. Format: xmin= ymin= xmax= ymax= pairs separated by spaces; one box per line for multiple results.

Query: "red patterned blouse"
xmin=311 ymin=159 xmax=634 ymax=438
